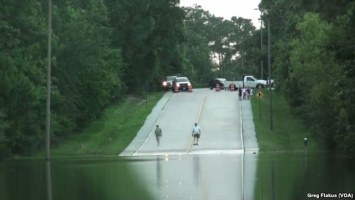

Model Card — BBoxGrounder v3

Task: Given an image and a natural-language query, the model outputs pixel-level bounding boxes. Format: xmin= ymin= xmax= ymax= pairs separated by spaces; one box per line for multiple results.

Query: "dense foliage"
xmin=0 ymin=0 xmax=256 ymax=157
xmin=183 ymin=5 xmax=257 ymax=81
xmin=259 ymin=0 xmax=355 ymax=152
xmin=1 ymin=0 xmax=353 ymax=157
xmin=0 ymin=0 xmax=126 ymax=157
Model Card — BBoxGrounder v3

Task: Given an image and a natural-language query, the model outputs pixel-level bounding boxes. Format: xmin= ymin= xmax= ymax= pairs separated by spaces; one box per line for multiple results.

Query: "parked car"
xmin=209 ymin=78 xmax=226 ymax=90
xmin=171 ymin=77 xmax=191 ymax=92
xmin=162 ymin=76 xmax=177 ymax=90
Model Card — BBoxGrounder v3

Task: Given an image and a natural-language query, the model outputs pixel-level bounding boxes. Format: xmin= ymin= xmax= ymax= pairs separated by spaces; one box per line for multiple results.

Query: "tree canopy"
xmin=1 ymin=0 xmax=354 ymax=157
xmin=260 ymin=0 xmax=355 ymax=152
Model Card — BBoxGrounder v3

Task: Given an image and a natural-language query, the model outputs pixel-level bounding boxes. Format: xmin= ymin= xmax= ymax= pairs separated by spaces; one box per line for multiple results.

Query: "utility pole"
xmin=268 ymin=18 xmax=273 ymax=130
xmin=255 ymin=8 xmax=264 ymax=80
xmin=260 ymin=15 xmax=263 ymax=79
xmin=46 ymin=0 xmax=52 ymax=161
xmin=46 ymin=2 xmax=53 ymax=200
xmin=255 ymin=8 xmax=273 ymax=130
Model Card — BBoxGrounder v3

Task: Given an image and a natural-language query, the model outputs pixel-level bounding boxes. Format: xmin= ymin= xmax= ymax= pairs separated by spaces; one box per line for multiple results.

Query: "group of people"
xmin=238 ymin=86 xmax=252 ymax=100
xmin=227 ymin=83 xmax=253 ymax=100
xmin=154 ymin=123 xmax=201 ymax=146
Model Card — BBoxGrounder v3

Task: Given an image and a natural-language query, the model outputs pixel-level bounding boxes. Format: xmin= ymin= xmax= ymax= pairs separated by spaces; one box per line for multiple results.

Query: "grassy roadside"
xmin=250 ymin=89 xmax=321 ymax=151
xmin=31 ymin=88 xmax=320 ymax=158
xmin=251 ymin=89 xmax=323 ymax=200
xmin=34 ymin=92 xmax=165 ymax=158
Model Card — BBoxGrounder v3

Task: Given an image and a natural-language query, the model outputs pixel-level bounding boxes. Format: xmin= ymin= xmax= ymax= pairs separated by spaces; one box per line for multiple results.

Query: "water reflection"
xmin=254 ymin=152 xmax=355 ymax=200
xmin=243 ymin=152 xmax=258 ymax=200
xmin=131 ymin=154 xmax=247 ymax=199
xmin=46 ymin=160 xmax=52 ymax=200
xmin=193 ymin=155 xmax=200 ymax=188
xmin=304 ymin=150 xmax=308 ymax=173
xmin=156 ymin=156 xmax=162 ymax=188
xmin=0 ymin=152 xmax=354 ymax=200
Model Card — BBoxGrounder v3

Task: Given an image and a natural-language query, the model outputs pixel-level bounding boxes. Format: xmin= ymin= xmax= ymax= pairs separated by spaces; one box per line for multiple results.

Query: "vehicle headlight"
xmin=176 ymin=83 xmax=180 ymax=87
xmin=162 ymin=81 xmax=167 ymax=86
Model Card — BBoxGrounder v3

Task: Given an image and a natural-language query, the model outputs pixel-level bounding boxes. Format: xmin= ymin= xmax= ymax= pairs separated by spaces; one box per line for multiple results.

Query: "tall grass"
xmin=250 ymin=89 xmax=321 ymax=151
xmin=44 ymin=92 xmax=164 ymax=157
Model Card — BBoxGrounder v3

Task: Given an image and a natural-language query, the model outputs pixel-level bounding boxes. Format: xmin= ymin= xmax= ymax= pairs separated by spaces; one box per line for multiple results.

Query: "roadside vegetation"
xmin=42 ymin=88 xmax=320 ymax=158
xmin=250 ymin=89 xmax=321 ymax=152
xmin=41 ymin=92 xmax=164 ymax=158
xmin=43 ymin=88 xmax=321 ymax=157
xmin=1 ymin=0 xmax=354 ymax=158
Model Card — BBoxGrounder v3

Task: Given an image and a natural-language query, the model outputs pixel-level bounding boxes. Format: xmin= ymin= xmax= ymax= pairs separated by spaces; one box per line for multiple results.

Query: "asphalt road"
xmin=131 ymin=88 xmax=243 ymax=156
xmin=120 ymin=88 xmax=258 ymax=200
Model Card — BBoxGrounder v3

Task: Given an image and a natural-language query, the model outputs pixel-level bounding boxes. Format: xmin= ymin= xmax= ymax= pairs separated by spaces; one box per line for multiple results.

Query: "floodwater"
xmin=0 ymin=152 xmax=354 ymax=200
xmin=1 ymin=91 xmax=352 ymax=199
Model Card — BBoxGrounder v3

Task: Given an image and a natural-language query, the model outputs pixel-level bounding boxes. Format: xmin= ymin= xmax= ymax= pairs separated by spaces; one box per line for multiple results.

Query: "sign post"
xmin=143 ymin=83 xmax=149 ymax=108
xmin=257 ymin=91 xmax=264 ymax=120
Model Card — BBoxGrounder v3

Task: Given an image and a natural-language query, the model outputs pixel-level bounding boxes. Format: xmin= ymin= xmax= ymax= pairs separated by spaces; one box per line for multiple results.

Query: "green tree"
xmin=259 ymin=0 xmax=355 ymax=152
xmin=182 ymin=5 xmax=214 ymax=84
xmin=0 ymin=0 xmax=47 ymax=155
xmin=105 ymin=0 xmax=185 ymax=93
xmin=182 ymin=5 xmax=257 ymax=81
xmin=52 ymin=0 xmax=126 ymax=136
xmin=289 ymin=13 xmax=337 ymax=145
xmin=329 ymin=3 xmax=355 ymax=152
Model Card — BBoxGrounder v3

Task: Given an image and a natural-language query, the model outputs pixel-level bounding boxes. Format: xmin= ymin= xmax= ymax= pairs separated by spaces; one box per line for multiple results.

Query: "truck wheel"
xmin=256 ymin=84 xmax=262 ymax=88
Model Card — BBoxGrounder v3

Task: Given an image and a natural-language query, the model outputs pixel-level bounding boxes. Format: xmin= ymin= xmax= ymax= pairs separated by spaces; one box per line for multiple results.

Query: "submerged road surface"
xmin=120 ymin=88 xmax=258 ymax=200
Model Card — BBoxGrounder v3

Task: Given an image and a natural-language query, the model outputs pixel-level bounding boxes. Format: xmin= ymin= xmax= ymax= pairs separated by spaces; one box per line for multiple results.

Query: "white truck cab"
xmin=224 ymin=75 xmax=267 ymax=89
xmin=240 ymin=76 xmax=267 ymax=88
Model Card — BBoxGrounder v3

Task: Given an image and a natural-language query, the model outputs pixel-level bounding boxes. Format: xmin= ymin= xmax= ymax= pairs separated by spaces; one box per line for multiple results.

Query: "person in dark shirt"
xmin=238 ymin=85 xmax=242 ymax=100
xmin=155 ymin=125 xmax=162 ymax=146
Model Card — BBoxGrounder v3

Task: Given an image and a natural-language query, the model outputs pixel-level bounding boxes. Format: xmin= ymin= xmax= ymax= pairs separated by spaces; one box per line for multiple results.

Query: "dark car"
xmin=162 ymin=76 xmax=177 ymax=90
xmin=171 ymin=77 xmax=191 ymax=92
xmin=209 ymin=78 xmax=225 ymax=90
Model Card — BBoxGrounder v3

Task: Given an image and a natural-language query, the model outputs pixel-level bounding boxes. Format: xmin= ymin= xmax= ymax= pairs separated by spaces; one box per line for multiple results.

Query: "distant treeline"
xmin=0 ymin=0 xmax=354 ymax=157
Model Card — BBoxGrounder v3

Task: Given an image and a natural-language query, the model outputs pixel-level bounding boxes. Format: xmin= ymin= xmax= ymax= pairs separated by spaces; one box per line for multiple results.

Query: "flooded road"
xmin=1 ymin=90 xmax=354 ymax=199
xmin=129 ymin=154 xmax=254 ymax=200
xmin=119 ymin=88 xmax=257 ymax=199
xmin=0 ymin=152 xmax=354 ymax=200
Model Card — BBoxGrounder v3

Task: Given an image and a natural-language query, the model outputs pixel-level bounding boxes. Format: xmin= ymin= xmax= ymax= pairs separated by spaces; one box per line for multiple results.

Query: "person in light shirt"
xmin=191 ymin=123 xmax=201 ymax=145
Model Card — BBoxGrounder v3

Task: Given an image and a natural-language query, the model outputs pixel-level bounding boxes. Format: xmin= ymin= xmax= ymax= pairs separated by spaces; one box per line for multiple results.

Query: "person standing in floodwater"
xmin=155 ymin=125 xmax=162 ymax=146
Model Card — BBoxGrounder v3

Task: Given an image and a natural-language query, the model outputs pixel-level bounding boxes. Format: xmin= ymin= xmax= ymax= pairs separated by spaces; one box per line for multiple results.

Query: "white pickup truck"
xmin=224 ymin=75 xmax=267 ymax=89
